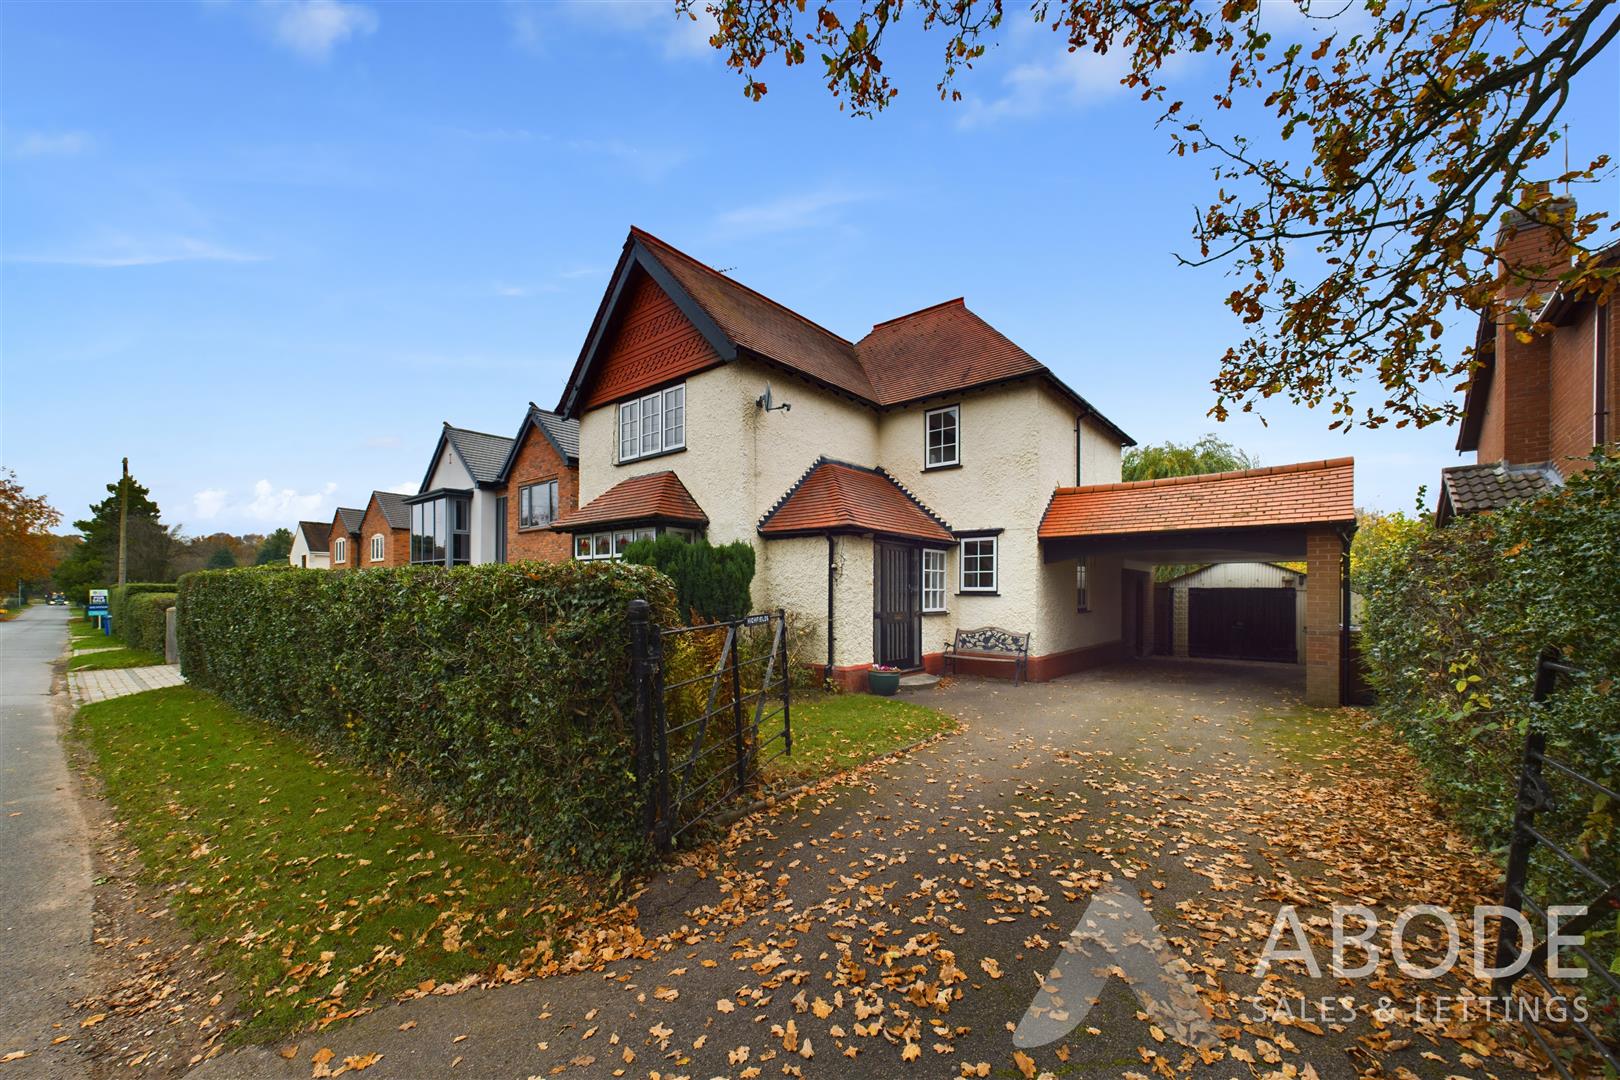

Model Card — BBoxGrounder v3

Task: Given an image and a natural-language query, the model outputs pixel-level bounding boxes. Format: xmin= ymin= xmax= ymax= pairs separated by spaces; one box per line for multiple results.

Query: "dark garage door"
xmin=1188 ymin=588 xmax=1297 ymax=663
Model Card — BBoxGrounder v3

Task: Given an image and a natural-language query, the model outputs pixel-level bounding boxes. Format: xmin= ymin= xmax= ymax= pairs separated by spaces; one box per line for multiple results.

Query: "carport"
xmin=1039 ymin=458 xmax=1356 ymax=705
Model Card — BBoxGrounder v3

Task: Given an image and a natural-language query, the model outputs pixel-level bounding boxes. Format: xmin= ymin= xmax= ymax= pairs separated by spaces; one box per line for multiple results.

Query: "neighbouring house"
xmin=328 ymin=507 xmax=364 ymax=569
xmin=359 ymin=490 xmax=412 ymax=568
xmin=1439 ymin=195 xmax=1617 ymax=525
xmin=550 ymin=228 xmax=1357 ymax=703
xmin=493 ymin=403 xmax=581 ymax=563
xmin=289 ymin=520 xmax=331 ymax=569
xmin=406 ymin=423 xmax=515 ymax=567
xmin=1153 ymin=562 xmax=1308 ymax=664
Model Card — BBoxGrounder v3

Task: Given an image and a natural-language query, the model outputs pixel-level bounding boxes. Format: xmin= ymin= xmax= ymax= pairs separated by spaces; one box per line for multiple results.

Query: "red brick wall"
xmin=580 ymin=268 xmax=722 ymax=409
xmin=1303 ymin=527 xmax=1344 ymax=706
xmin=359 ymin=500 xmax=409 ymax=568
xmin=505 ymin=423 xmax=577 ymax=563
xmin=1548 ymin=306 xmax=1598 ymax=471
xmin=328 ymin=514 xmax=357 ymax=569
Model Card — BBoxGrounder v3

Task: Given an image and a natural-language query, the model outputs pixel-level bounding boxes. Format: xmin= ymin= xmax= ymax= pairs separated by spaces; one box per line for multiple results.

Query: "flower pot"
xmin=868 ymin=669 xmax=900 ymax=696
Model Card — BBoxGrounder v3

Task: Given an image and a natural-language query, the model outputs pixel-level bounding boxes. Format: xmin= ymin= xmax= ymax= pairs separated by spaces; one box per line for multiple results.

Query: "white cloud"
xmin=255 ymin=0 xmax=378 ymax=61
xmin=957 ymin=46 xmax=1134 ymax=129
xmin=6 ymin=236 xmax=266 ymax=268
xmin=713 ymin=187 xmax=876 ymax=237
xmin=11 ymin=131 xmax=92 ymax=158
xmin=243 ymin=479 xmax=338 ymax=522
xmin=192 ymin=489 xmax=229 ymax=520
xmin=387 ymin=481 xmax=416 ymax=495
xmin=508 ymin=0 xmax=716 ymax=60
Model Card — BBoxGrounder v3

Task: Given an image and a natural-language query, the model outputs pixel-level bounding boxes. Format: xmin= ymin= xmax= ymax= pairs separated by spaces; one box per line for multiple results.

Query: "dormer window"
xmin=619 ymin=384 xmax=686 ymax=463
xmin=925 ymin=405 xmax=960 ymax=469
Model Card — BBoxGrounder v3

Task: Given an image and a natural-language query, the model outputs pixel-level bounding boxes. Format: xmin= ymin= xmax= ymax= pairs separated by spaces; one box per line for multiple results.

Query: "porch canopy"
xmin=1038 ymin=458 xmax=1355 ymax=705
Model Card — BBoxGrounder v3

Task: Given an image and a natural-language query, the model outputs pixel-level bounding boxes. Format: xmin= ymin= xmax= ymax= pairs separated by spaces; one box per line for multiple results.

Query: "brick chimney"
xmin=1482 ymin=184 xmax=1577 ymax=466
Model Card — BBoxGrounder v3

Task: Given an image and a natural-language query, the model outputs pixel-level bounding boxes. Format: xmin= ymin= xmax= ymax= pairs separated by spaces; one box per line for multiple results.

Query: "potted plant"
xmin=868 ymin=664 xmax=902 ymax=696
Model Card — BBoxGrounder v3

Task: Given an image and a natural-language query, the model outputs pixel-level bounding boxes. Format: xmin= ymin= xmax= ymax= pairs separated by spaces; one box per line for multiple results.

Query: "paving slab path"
xmin=199 ymin=660 xmax=1541 ymax=1080
xmin=68 ymin=664 xmax=184 ymax=705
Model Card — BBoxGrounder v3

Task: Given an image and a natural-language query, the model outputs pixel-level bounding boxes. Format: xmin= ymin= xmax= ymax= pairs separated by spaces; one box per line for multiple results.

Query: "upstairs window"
xmin=519 ymin=480 xmax=558 ymax=528
xmin=333 ymin=538 xmax=346 ymax=565
xmin=925 ymin=405 xmax=960 ymax=469
xmin=959 ymin=535 xmax=997 ymax=593
xmin=619 ymin=384 xmax=685 ymax=462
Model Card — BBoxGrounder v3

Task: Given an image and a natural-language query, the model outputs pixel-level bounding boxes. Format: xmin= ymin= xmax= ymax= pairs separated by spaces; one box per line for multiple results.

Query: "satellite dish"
xmin=756 ymin=382 xmax=791 ymax=412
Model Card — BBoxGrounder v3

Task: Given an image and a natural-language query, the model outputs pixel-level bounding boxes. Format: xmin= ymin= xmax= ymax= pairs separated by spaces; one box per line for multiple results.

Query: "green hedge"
xmin=124 ymin=592 xmax=175 ymax=655
xmin=622 ymin=536 xmax=754 ymax=624
xmin=176 ymin=561 xmax=678 ymax=874
xmin=1359 ymin=453 xmax=1619 ymax=882
xmin=109 ymin=582 xmax=177 ymax=636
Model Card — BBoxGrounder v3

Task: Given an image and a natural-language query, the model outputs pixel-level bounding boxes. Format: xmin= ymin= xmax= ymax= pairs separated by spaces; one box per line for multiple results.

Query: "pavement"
xmin=193 ymin=660 xmax=1536 ymax=1080
xmin=0 ymin=604 xmax=94 ymax=1076
xmin=67 ymin=663 xmax=184 ymax=705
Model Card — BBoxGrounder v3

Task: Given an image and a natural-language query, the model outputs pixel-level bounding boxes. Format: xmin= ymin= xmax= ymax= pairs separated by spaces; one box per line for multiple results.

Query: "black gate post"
xmin=779 ymin=608 xmax=792 ymax=756
xmin=1494 ymin=727 xmax=1546 ymax=997
xmin=731 ymin=624 xmax=747 ymax=791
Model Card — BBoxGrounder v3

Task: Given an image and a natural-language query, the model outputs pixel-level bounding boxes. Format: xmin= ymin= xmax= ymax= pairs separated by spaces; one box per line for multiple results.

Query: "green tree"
xmin=1350 ymin=503 xmax=1433 ymax=597
xmin=54 ymin=470 xmax=172 ymax=597
xmin=622 ymin=536 xmax=755 ymax=623
xmin=692 ymin=0 xmax=1618 ymax=430
xmin=1122 ymin=434 xmax=1256 ymax=482
xmin=256 ymin=527 xmax=294 ymax=565
xmin=206 ymin=546 xmax=238 ymax=569
xmin=0 ymin=468 xmax=62 ymax=598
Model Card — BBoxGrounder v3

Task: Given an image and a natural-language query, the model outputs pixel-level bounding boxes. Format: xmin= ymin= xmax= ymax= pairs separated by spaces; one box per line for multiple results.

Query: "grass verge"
xmin=74 ymin=687 xmax=584 ymax=1040
xmin=69 ymin=646 xmax=167 ymax=670
xmin=763 ymin=692 xmax=958 ymax=787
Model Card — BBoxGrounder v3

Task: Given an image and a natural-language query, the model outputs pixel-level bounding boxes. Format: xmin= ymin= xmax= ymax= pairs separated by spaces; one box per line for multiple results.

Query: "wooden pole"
xmin=117 ymin=457 xmax=128 ymax=586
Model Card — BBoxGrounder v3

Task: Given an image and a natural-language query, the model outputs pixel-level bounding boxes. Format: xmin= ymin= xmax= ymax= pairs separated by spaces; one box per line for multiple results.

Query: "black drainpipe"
xmin=826 ymin=534 xmax=836 ymax=689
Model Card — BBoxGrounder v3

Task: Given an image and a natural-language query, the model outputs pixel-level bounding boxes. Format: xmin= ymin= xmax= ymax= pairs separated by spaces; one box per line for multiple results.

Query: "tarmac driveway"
xmin=207 ymin=660 xmax=1537 ymax=1079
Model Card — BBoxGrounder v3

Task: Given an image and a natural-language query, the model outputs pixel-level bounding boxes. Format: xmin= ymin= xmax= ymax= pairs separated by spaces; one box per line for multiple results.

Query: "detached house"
xmin=328 ymin=506 xmax=365 ymax=569
xmin=552 ymin=229 xmax=1358 ymax=704
xmin=289 ymin=520 xmax=331 ymax=569
xmin=1439 ymin=196 xmax=1618 ymax=524
xmin=406 ymin=423 xmax=515 ymax=566
xmin=359 ymin=490 xmax=412 ymax=567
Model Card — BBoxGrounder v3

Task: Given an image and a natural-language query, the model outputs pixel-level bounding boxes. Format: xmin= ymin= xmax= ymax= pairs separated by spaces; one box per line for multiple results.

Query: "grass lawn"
xmin=75 ymin=687 xmax=585 ymax=1040
xmin=763 ymin=692 xmax=958 ymax=787
xmin=68 ymin=646 xmax=168 ymax=670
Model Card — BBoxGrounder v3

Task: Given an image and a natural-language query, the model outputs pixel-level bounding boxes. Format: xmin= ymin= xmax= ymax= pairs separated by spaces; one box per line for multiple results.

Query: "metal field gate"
xmin=627 ymin=600 xmax=791 ymax=850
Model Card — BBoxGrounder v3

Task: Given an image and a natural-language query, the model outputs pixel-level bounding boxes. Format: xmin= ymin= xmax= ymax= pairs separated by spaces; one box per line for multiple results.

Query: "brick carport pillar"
xmin=1304 ymin=526 xmax=1346 ymax=706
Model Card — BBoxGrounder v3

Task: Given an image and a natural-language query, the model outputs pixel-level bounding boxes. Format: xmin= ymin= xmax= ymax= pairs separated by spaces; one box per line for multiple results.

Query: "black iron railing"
xmin=627 ymin=601 xmax=791 ymax=850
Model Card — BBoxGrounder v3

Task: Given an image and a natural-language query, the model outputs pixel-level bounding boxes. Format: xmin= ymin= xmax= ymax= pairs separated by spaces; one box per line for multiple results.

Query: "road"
xmin=0 ymin=604 xmax=92 ymax=1073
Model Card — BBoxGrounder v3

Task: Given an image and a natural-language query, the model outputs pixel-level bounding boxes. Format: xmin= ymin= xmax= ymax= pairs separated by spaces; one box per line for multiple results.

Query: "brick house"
xmin=1439 ymin=198 xmax=1617 ymax=524
xmin=358 ymin=490 xmax=411 ymax=568
xmin=493 ymin=403 xmax=580 ymax=563
xmin=289 ymin=520 xmax=330 ymax=569
xmin=550 ymin=228 xmax=1357 ymax=703
xmin=328 ymin=507 xmax=364 ymax=569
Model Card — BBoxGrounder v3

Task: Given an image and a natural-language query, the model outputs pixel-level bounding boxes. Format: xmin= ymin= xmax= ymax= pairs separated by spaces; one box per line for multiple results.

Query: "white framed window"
xmin=618 ymin=384 xmax=686 ymax=462
xmin=333 ymin=538 xmax=346 ymax=565
xmin=519 ymin=480 xmax=558 ymax=528
xmin=959 ymin=535 xmax=997 ymax=593
xmin=925 ymin=405 xmax=960 ymax=469
xmin=922 ymin=548 xmax=947 ymax=612
xmin=370 ymin=533 xmax=385 ymax=562
xmin=1076 ymin=557 xmax=1089 ymax=612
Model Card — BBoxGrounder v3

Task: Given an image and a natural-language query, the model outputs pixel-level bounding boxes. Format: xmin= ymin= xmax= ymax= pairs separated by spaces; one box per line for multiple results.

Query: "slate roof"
xmin=1039 ymin=458 xmax=1355 ymax=539
xmin=1437 ymin=461 xmax=1561 ymax=525
xmin=562 ymin=229 xmax=1133 ymax=444
xmin=369 ymin=490 xmax=411 ymax=531
xmin=532 ymin=406 xmax=580 ymax=462
xmin=758 ymin=458 xmax=954 ymax=543
xmin=553 ymin=471 xmax=708 ymax=531
xmin=296 ymin=520 xmax=330 ymax=551
xmin=334 ymin=507 xmax=365 ymax=535
xmin=443 ymin=425 xmax=515 ymax=486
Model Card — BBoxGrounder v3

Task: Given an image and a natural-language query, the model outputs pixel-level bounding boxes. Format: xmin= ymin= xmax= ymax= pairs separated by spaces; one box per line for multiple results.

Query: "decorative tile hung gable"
xmin=555 ymin=228 xmax=1133 ymax=447
xmin=759 ymin=458 xmax=954 ymax=543
xmin=553 ymin=470 xmax=708 ymax=531
xmin=1039 ymin=459 xmax=1355 ymax=538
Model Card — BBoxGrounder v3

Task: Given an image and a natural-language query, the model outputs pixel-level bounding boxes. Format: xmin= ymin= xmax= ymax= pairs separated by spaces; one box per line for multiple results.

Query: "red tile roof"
xmin=1038 ymin=458 xmax=1355 ymax=539
xmin=759 ymin=459 xmax=954 ymax=543
xmin=553 ymin=471 xmax=708 ymax=531
xmin=854 ymin=298 xmax=1047 ymax=405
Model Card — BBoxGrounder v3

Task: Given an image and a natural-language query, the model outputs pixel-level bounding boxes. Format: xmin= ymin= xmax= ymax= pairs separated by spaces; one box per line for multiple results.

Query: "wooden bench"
xmin=942 ymin=626 xmax=1031 ymax=686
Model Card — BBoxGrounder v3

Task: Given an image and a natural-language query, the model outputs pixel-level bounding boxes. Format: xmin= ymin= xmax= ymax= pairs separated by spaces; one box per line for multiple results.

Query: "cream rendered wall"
xmin=423 ymin=446 xmax=498 ymax=564
xmin=763 ymin=533 xmax=874 ymax=668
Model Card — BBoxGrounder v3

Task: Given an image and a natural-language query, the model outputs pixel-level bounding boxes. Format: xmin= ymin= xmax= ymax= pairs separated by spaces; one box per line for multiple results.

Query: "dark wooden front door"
xmin=874 ymin=541 xmax=920 ymax=668
xmin=1188 ymin=587 xmax=1297 ymax=662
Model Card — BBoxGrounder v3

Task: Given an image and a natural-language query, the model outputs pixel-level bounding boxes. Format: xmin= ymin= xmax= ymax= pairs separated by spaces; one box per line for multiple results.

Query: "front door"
xmin=873 ymin=541 xmax=920 ymax=669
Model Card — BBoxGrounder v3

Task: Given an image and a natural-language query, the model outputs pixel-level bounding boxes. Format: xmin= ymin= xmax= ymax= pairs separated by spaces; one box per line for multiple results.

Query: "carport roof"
xmin=1039 ymin=458 xmax=1354 ymax=553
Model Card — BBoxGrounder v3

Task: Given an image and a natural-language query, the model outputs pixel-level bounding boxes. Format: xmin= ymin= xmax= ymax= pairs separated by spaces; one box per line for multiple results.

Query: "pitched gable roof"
xmin=334 ymin=507 xmax=365 ymax=535
xmin=758 ymin=458 xmax=954 ymax=543
xmin=557 ymin=229 xmax=1132 ymax=444
xmin=368 ymin=490 xmax=411 ymax=531
xmin=1435 ymin=461 xmax=1561 ymax=525
xmin=420 ymin=422 xmax=515 ymax=492
xmin=296 ymin=520 xmax=330 ymax=551
xmin=553 ymin=471 xmax=708 ymax=531
xmin=496 ymin=403 xmax=581 ymax=482
xmin=1039 ymin=458 xmax=1355 ymax=539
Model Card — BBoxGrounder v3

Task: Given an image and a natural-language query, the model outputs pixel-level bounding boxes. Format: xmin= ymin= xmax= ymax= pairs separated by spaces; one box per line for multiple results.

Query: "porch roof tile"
xmin=759 ymin=458 xmax=954 ymax=543
xmin=1038 ymin=458 xmax=1355 ymax=539
xmin=553 ymin=470 xmax=708 ymax=531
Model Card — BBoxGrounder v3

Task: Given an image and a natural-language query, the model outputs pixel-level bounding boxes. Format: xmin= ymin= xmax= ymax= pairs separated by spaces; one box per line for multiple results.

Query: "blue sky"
xmin=2 ymin=1 xmax=1615 ymax=535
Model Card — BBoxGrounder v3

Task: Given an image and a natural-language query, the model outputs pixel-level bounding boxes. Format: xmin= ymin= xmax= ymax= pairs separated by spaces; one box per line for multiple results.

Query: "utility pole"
xmin=117 ymin=457 xmax=129 ymax=587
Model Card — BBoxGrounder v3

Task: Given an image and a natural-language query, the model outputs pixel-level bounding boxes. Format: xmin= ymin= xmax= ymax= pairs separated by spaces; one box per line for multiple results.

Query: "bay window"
xmin=410 ymin=493 xmax=471 ymax=567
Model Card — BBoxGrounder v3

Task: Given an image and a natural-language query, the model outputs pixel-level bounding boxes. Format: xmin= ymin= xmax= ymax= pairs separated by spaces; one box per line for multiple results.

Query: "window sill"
xmin=923 ymin=461 xmax=961 ymax=472
xmin=922 ymin=608 xmax=949 ymax=616
xmin=957 ymin=590 xmax=999 ymax=597
xmin=616 ymin=445 xmax=687 ymax=467
xmin=516 ymin=524 xmax=556 ymax=533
